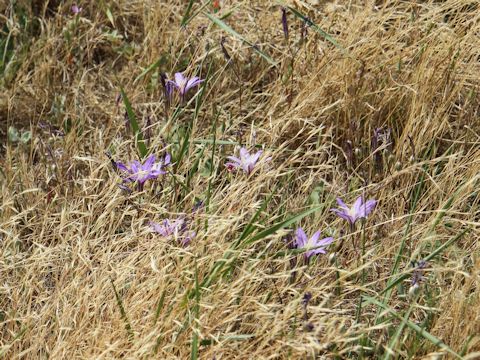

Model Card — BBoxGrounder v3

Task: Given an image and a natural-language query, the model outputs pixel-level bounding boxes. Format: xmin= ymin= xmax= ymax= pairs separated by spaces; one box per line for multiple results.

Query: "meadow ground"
xmin=1 ymin=0 xmax=480 ymax=359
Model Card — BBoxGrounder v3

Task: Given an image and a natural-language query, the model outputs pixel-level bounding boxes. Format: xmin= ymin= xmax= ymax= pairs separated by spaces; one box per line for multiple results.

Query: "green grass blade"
xmin=364 ymin=296 xmax=463 ymax=359
xmin=197 ymin=205 xmax=323 ymax=292
xmin=120 ymin=87 xmax=148 ymax=158
xmin=204 ymin=12 xmax=277 ymax=66
xmin=182 ymin=0 xmax=213 ymax=27
xmin=383 ymin=306 xmax=414 ymax=360
xmin=153 ymin=289 xmax=167 ymax=325
xmin=181 ymin=0 xmax=196 ymax=27
xmin=110 ymin=278 xmax=134 ymax=341
xmin=378 ymin=227 xmax=470 ymax=297
xmin=133 ymin=57 xmax=165 ymax=84
xmin=286 ymin=5 xmax=347 ymax=54
xmin=190 ymin=260 xmax=200 ymax=360
xmin=240 ymin=205 xmax=322 ymax=248
xmin=375 ymin=168 xmax=427 ymax=324
xmin=236 ymin=186 xmax=277 ymax=244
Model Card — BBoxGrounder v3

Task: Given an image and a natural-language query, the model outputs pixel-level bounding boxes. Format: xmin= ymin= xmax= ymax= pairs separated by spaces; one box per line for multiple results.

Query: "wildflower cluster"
xmin=292 ymin=195 xmax=376 ymax=262
xmin=111 ymin=67 xmax=378 ymax=259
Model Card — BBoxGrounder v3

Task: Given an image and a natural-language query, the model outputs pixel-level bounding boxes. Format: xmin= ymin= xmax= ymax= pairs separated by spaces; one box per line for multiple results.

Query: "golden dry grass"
xmin=1 ymin=0 xmax=480 ymax=358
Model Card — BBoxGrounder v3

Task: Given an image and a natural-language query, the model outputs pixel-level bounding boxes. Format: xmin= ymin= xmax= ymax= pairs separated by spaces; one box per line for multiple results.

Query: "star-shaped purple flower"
xmin=115 ymin=153 xmax=170 ymax=191
xmin=294 ymin=227 xmax=334 ymax=260
xmin=225 ymin=147 xmax=266 ymax=175
xmin=150 ymin=218 xmax=195 ymax=247
xmin=331 ymin=196 xmax=377 ymax=229
xmin=167 ymin=72 xmax=203 ymax=100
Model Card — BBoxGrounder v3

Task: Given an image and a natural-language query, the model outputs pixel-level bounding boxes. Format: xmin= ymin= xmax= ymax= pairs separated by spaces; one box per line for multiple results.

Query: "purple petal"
xmin=352 ymin=196 xmax=363 ymax=216
xmin=239 ymin=147 xmax=249 ymax=160
xmin=309 ymin=230 xmax=322 ymax=245
xmin=143 ymin=154 xmax=156 ymax=170
xmin=181 ymin=231 xmax=196 ymax=247
xmin=150 ymin=221 xmax=169 ymax=236
xmin=336 ymin=197 xmax=349 ymax=211
xmin=186 ymin=77 xmax=203 ymax=90
xmin=226 ymin=156 xmax=241 ymax=164
xmin=115 ymin=162 xmax=129 ymax=172
xmin=71 ymin=4 xmax=81 ymax=14
xmin=163 ymin=153 xmax=171 ymax=166
xmin=331 ymin=209 xmax=354 ymax=224
xmin=130 ymin=161 xmax=141 ymax=174
xmin=295 ymin=227 xmax=308 ymax=248
xmin=174 ymin=72 xmax=185 ymax=86
xmin=250 ymin=150 xmax=263 ymax=165
xmin=166 ymin=79 xmax=178 ymax=89
xmin=359 ymin=199 xmax=377 ymax=218
xmin=316 ymin=236 xmax=334 ymax=247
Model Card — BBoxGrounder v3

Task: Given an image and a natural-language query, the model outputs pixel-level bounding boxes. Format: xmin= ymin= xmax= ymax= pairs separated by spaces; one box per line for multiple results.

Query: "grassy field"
xmin=1 ymin=0 xmax=480 ymax=358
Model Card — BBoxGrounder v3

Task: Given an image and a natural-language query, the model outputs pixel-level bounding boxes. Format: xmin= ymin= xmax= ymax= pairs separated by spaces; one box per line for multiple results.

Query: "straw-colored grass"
xmin=1 ymin=0 xmax=480 ymax=358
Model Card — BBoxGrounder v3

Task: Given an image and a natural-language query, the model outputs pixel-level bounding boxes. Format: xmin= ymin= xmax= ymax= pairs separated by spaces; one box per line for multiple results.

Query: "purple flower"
xmin=225 ymin=147 xmax=267 ymax=175
xmin=167 ymin=72 xmax=203 ymax=100
xmin=150 ymin=218 xmax=195 ymax=247
xmin=294 ymin=227 xmax=334 ymax=260
xmin=71 ymin=4 xmax=82 ymax=14
xmin=331 ymin=196 xmax=377 ymax=228
xmin=115 ymin=153 xmax=171 ymax=190
xmin=411 ymin=260 xmax=427 ymax=286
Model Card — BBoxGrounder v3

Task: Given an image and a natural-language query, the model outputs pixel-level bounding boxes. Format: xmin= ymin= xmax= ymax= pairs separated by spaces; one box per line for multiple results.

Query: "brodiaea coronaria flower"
xmin=294 ymin=227 xmax=334 ymax=260
xmin=331 ymin=196 xmax=376 ymax=229
xmin=115 ymin=153 xmax=170 ymax=190
xmin=225 ymin=147 xmax=268 ymax=174
xmin=150 ymin=218 xmax=195 ymax=247
xmin=167 ymin=72 xmax=203 ymax=100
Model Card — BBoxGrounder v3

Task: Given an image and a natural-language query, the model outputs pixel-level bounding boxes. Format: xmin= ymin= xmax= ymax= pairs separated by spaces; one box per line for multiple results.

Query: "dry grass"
xmin=1 ymin=0 xmax=480 ymax=358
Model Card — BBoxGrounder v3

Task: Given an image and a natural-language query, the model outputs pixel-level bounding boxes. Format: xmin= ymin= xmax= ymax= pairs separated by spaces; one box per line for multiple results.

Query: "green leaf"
xmin=109 ymin=278 xmax=134 ymax=341
xmin=285 ymin=5 xmax=348 ymax=55
xmin=133 ymin=56 xmax=166 ymax=84
xmin=153 ymin=289 xmax=167 ymax=326
xmin=204 ymin=12 xmax=277 ymax=66
xmin=20 ymin=131 xmax=31 ymax=143
xmin=378 ymin=227 xmax=470 ymax=297
xmin=120 ymin=87 xmax=148 ymax=158
xmin=363 ymin=296 xmax=462 ymax=359
xmin=8 ymin=126 xmax=19 ymax=142
xmin=106 ymin=8 xmax=115 ymax=27
xmin=241 ymin=205 xmax=322 ymax=248
xmin=190 ymin=259 xmax=200 ymax=360
xmin=181 ymin=0 xmax=195 ymax=27
xmin=198 ymin=205 xmax=323 ymax=292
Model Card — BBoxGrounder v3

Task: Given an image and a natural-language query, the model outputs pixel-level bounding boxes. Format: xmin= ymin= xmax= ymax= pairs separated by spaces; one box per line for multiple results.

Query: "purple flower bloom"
xmin=225 ymin=147 xmax=267 ymax=175
xmin=331 ymin=196 xmax=377 ymax=228
xmin=294 ymin=227 xmax=334 ymax=260
xmin=71 ymin=4 xmax=82 ymax=14
xmin=411 ymin=260 xmax=427 ymax=286
xmin=167 ymin=72 xmax=203 ymax=100
xmin=115 ymin=153 xmax=171 ymax=190
xmin=150 ymin=218 xmax=195 ymax=247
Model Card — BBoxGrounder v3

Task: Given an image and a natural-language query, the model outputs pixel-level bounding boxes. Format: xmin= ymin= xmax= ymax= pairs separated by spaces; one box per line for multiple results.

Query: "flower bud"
xmin=328 ymin=252 xmax=336 ymax=265
xmin=408 ymin=283 xmax=420 ymax=298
